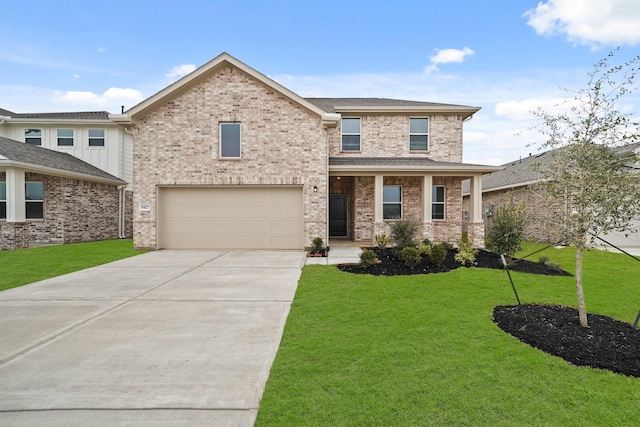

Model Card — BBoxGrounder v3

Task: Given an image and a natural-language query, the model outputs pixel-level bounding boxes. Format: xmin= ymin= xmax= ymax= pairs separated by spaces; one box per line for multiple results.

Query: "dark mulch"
xmin=493 ymin=304 xmax=640 ymax=377
xmin=337 ymin=248 xmax=571 ymax=276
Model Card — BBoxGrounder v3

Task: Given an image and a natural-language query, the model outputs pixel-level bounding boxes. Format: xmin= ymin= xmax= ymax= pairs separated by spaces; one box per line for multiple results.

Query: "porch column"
xmin=374 ymin=175 xmax=383 ymax=222
xmin=469 ymin=175 xmax=482 ymax=222
xmin=422 ymin=175 xmax=432 ymax=223
xmin=6 ymin=168 xmax=25 ymax=222
xmin=468 ymin=175 xmax=485 ymax=248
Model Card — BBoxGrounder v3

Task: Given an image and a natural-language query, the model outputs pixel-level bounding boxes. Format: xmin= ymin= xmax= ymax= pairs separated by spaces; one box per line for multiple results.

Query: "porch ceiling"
xmin=329 ymin=157 xmax=502 ymax=177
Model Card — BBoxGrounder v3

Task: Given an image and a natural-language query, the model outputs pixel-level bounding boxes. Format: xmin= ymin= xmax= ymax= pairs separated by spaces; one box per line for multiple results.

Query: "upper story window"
xmin=383 ymin=185 xmax=402 ymax=219
xmin=57 ymin=129 xmax=74 ymax=147
xmin=220 ymin=123 xmax=241 ymax=158
xmin=25 ymin=129 xmax=42 ymax=146
xmin=0 ymin=182 xmax=6 ymax=220
xmin=432 ymin=185 xmax=445 ymax=220
xmin=25 ymin=182 xmax=44 ymax=220
xmin=410 ymin=118 xmax=429 ymax=151
xmin=88 ymin=129 xmax=105 ymax=147
xmin=341 ymin=118 xmax=361 ymax=151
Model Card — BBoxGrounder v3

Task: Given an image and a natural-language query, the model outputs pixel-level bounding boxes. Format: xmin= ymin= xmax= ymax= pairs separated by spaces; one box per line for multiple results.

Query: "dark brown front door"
xmin=329 ymin=194 xmax=347 ymax=237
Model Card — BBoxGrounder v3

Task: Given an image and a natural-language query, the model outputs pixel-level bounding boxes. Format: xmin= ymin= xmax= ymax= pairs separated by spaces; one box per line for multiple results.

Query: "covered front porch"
xmin=328 ymin=158 xmax=501 ymax=248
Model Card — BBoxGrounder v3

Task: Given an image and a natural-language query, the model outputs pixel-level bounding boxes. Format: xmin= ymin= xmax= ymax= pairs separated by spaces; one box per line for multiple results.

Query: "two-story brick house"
xmin=110 ymin=52 xmax=499 ymax=251
xmin=0 ymin=109 xmax=133 ymax=249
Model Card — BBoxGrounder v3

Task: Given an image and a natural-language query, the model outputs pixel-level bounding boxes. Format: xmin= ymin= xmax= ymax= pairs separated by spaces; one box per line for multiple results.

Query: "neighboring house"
xmin=0 ymin=136 xmax=128 ymax=249
xmin=462 ymin=143 xmax=640 ymax=247
xmin=0 ymin=109 xmax=134 ymax=249
xmin=109 ymin=52 xmax=500 ymax=251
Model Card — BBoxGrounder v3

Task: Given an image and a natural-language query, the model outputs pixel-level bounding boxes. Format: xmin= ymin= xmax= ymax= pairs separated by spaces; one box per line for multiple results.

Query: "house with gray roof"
xmin=462 ymin=143 xmax=640 ymax=246
xmin=0 ymin=136 xmax=128 ymax=249
xmin=110 ymin=52 xmax=500 ymax=250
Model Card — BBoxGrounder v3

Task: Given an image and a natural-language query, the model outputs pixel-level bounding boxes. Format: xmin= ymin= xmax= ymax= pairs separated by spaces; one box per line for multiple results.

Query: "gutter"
xmin=118 ymin=185 xmax=127 ymax=239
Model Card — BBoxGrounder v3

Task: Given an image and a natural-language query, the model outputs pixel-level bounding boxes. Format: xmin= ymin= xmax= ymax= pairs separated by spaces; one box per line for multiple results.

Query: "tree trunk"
xmin=576 ymin=245 xmax=589 ymax=327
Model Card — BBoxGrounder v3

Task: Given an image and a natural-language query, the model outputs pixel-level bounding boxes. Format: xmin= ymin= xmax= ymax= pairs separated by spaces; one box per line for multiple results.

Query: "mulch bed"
xmin=337 ymin=248 xmax=571 ymax=276
xmin=494 ymin=304 xmax=640 ymax=378
xmin=337 ymin=248 xmax=640 ymax=378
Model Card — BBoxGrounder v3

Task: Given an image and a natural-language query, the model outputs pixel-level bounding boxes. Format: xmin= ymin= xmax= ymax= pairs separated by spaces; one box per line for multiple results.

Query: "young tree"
xmin=486 ymin=201 xmax=525 ymax=259
xmin=532 ymin=50 xmax=640 ymax=327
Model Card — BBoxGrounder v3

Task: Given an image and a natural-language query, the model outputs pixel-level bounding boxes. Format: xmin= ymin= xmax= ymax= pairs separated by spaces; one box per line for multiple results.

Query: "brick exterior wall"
xmin=0 ymin=171 xmax=122 ymax=249
xmin=132 ymin=65 xmax=328 ymax=250
xmin=329 ymin=114 xmax=464 ymax=162
xmin=463 ymin=185 xmax=562 ymax=243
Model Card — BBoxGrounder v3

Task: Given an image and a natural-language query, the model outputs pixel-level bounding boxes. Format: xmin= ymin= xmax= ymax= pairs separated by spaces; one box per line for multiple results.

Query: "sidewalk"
xmin=305 ymin=246 xmax=363 ymax=265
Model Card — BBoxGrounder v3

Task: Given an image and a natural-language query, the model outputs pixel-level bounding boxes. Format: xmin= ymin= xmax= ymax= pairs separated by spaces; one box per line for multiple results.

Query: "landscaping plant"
xmin=374 ymin=234 xmax=391 ymax=250
xmin=398 ymin=246 xmax=422 ymax=268
xmin=359 ymin=249 xmax=377 ymax=269
xmin=429 ymin=243 xmax=447 ymax=266
xmin=486 ymin=201 xmax=525 ymax=259
xmin=311 ymin=237 xmax=324 ymax=253
xmin=454 ymin=238 xmax=478 ymax=266
xmin=389 ymin=220 xmax=419 ymax=251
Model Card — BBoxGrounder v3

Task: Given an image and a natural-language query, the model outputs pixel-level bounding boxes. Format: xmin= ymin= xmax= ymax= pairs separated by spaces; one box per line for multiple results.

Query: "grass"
xmin=256 ymin=243 xmax=640 ymax=426
xmin=0 ymin=239 xmax=145 ymax=291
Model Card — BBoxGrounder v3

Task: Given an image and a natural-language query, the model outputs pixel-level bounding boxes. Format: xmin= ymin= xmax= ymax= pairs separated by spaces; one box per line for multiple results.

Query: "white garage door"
xmin=158 ymin=186 xmax=303 ymax=250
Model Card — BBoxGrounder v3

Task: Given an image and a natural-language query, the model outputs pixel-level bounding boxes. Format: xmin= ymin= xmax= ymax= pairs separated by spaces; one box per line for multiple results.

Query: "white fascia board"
xmin=109 ymin=114 xmax=132 ymax=125
xmin=3 ymin=118 xmax=114 ymax=126
xmin=329 ymin=164 xmax=502 ymax=176
xmin=322 ymin=113 xmax=341 ymax=127
xmin=334 ymin=105 xmax=481 ymax=117
xmin=0 ymin=160 xmax=126 ymax=186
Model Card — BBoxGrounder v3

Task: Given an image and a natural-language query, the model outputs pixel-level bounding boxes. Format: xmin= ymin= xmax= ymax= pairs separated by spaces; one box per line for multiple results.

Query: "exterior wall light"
xmin=313 ymin=185 xmax=318 ymax=193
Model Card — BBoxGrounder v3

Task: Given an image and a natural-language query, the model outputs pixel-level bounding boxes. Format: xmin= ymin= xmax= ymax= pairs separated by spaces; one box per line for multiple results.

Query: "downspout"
xmin=118 ymin=184 xmax=126 ymax=239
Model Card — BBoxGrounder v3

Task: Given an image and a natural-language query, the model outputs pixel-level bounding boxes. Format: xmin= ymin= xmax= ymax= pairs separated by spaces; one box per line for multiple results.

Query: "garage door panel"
xmin=159 ymin=187 xmax=303 ymax=250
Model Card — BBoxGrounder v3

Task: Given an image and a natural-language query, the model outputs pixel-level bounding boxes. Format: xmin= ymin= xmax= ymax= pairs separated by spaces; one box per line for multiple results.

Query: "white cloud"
xmin=165 ymin=64 xmax=196 ymax=79
xmin=524 ymin=0 xmax=640 ymax=48
xmin=97 ymin=47 xmax=107 ymax=53
xmin=72 ymin=74 xmax=81 ymax=79
xmin=494 ymin=97 xmax=577 ymax=121
xmin=425 ymin=47 xmax=475 ymax=73
xmin=55 ymin=87 xmax=144 ymax=111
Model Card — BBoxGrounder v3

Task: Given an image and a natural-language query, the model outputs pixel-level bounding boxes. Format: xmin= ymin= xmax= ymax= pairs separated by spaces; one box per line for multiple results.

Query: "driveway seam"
xmin=0 ymin=251 xmax=229 ymax=367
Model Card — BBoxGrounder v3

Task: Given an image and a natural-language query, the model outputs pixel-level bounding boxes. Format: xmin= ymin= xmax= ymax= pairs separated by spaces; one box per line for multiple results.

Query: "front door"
xmin=329 ymin=194 xmax=347 ymax=237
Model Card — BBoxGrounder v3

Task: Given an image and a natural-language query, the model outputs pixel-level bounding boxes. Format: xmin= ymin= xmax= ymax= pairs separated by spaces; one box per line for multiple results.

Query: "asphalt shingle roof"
xmin=329 ymin=157 xmax=488 ymax=168
xmin=305 ymin=98 xmax=474 ymax=113
xmin=0 ymin=136 xmax=124 ymax=183
xmin=0 ymin=109 xmax=110 ymax=120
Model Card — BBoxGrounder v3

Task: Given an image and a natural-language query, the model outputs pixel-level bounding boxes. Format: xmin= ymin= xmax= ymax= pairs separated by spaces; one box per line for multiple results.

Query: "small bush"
xmin=486 ymin=202 xmax=525 ymax=258
xmin=312 ymin=237 xmax=324 ymax=252
xmin=422 ymin=238 xmax=432 ymax=246
xmin=418 ymin=243 xmax=431 ymax=256
xmin=430 ymin=243 xmax=447 ymax=266
xmin=399 ymin=247 xmax=422 ymax=268
xmin=441 ymin=241 xmax=454 ymax=251
xmin=455 ymin=239 xmax=478 ymax=266
xmin=375 ymin=234 xmax=391 ymax=250
xmin=538 ymin=255 xmax=563 ymax=272
xmin=359 ymin=249 xmax=377 ymax=269
xmin=390 ymin=220 xmax=419 ymax=250
xmin=538 ymin=256 xmax=550 ymax=264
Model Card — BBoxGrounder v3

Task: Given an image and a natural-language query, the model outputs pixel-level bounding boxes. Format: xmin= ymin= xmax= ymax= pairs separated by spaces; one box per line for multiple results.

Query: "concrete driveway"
xmin=0 ymin=250 xmax=306 ymax=426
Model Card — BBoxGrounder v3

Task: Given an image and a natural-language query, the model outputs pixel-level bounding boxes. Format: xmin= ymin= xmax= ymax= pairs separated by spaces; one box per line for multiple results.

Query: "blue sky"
xmin=1 ymin=0 xmax=639 ymax=165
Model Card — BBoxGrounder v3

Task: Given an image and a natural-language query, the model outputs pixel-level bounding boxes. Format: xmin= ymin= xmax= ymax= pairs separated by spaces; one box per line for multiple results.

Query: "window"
xmin=88 ymin=129 xmax=105 ymax=147
xmin=0 ymin=182 xmax=5 ymax=220
xmin=57 ymin=129 xmax=74 ymax=146
xmin=220 ymin=123 xmax=241 ymax=158
xmin=25 ymin=182 xmax=43 ymax=219
xmin=410 ymin=118 xmax=429 ymax=151
xmin=383 ymin=185 xmax=402 ymax=219
xmin=25 ymin=129 xmax=42 ymax=145
xmin=432 ymin=185 xmax=445 ymax=220
xmin=341 ymin=118 xmax=361 ymax=151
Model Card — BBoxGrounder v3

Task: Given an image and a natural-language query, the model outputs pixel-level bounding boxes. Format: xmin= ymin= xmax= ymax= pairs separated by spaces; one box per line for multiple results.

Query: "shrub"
xmin=418 ymin=243 xmax=431 ymax=256
xmin=422 ymin=238 xmax=432 ymax=246
xmin=455 ymin=238 xmax=478 ymax=266
xmin=390 ymin=220 xmax=419 ymax=250
xmin=399 ymin=247 xmax=422 ymax=268
xmin=441 ymin=241 xmax=454 ymax=251
xmin=311 ymin=237 xmax=324 ymax=252
xmin=486 ymin=202 xmax=525 ymax=258
xmin=538 ymin=255 xmax=563 ymax=272
xmin=359 ymin=249 xmax=377 ymax=269
xmin=430 ymin=243 xmax=447 ymax=266
xmin=375 ymin=234 xmax=391 ymax=250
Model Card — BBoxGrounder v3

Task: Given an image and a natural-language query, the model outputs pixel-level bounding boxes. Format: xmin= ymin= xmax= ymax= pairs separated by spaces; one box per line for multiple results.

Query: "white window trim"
xmin=219 ymin=122 xmax=241 ymax=159
xmin=432 ymin=185 xmax=445 ymax=220
xmin=25 ymin=181 xmax=44 ymax=220
xmin=88 ymin=129 xmax=106 ymax=148
xmin=0 ymin=181 xmax=6 ymax=220
xmin=341 ymin=117 xmax=361 ymax=151
xmin=383 ymin=184 xmax=403 ymax=220
xmin=57 ymin=128 xmax=74 ymax=147
xmin=24 ymin=128 xmax=42 ymax=146
xmin=409 ymin=117 xmax=429 ymax=151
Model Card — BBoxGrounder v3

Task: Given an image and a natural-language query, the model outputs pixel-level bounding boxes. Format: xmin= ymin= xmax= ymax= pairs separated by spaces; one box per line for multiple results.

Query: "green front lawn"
xmin=256 ymin=244 xmax=640 ymax=426
xmin=0 ymin=239 xmax=145 ymax=291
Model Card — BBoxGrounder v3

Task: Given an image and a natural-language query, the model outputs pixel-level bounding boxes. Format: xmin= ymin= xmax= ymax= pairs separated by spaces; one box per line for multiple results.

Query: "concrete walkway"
xmin=0 ymin=250 xmax=306 ymax=426
xmin=305 ymin=246 xmax=363 ymax=265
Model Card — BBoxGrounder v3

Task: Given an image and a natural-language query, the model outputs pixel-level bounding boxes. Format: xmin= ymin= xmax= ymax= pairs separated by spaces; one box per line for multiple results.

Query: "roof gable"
xmin=0 ymin=136 xmax=124 ymax=184
xmin=115 ymin=52 xmax=334 ymax=124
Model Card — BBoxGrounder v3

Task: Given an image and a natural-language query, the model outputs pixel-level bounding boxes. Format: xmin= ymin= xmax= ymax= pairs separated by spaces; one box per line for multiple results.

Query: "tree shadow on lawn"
xmin=338 ymin=248 xmax=640 ymax=378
